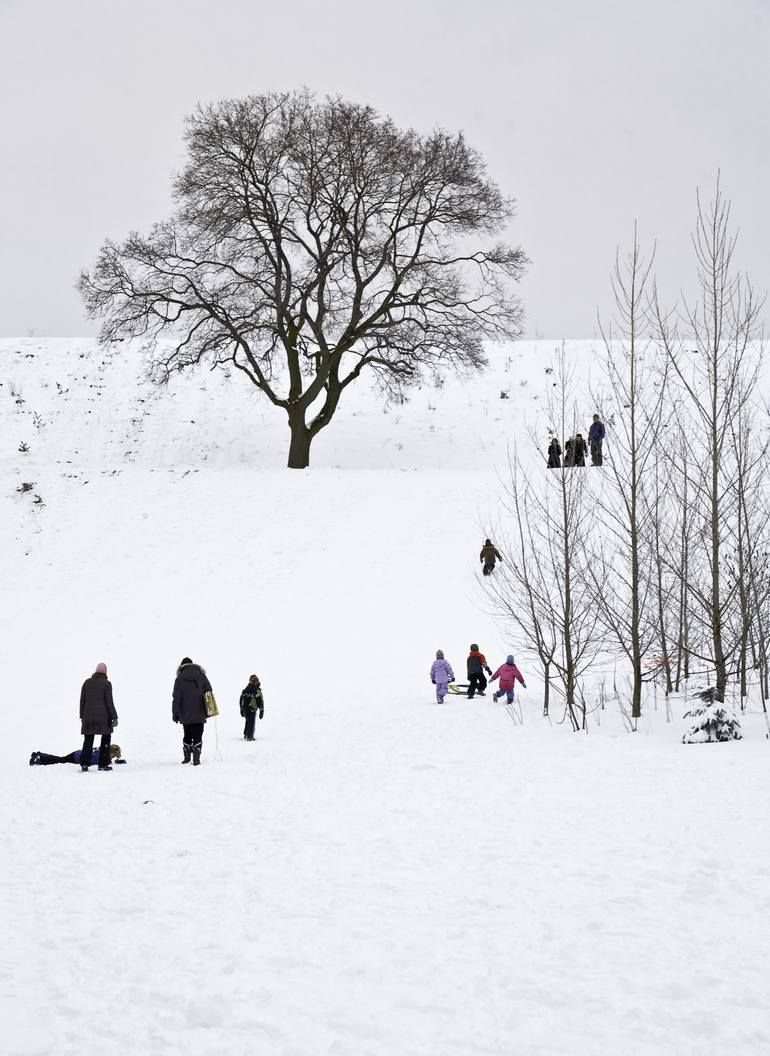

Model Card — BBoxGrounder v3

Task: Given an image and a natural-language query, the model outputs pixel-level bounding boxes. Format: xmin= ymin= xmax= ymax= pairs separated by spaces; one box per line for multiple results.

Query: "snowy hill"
xmin=2 ymin=337 xmax=770 ymax=1055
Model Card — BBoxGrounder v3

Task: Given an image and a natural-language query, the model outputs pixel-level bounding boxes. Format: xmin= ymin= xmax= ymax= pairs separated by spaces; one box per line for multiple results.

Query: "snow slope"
xmin=2 ymin=338 xmax=769 ymax=1056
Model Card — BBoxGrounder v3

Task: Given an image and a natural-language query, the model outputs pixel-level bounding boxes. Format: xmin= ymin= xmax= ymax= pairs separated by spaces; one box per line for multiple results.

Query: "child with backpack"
xmin=430 ymin=650 xmax=455 ymax=704
xmin=239 ymin=674 xmax=264 ymax=741
xmin=489 ymin=655 xmax=527 ymax=703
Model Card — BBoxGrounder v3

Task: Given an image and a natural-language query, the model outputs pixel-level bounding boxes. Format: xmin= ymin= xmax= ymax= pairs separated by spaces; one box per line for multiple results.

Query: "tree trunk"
xmin=287 ymin=409 xmax=312 ymax=469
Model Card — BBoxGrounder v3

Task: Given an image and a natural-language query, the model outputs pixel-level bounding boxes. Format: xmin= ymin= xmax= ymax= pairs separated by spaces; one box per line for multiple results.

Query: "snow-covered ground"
xmin=2 ymin=338 xmax=769 ymax=1055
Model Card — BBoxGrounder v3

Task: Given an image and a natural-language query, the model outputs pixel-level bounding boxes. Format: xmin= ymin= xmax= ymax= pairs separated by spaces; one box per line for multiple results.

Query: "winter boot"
xmin=81 ymin=765 xmax=89 ymax=772
xmin=182 ymin=743 xmax=192 ymax=764
xmin=492 ymin=691 xmax=500 ymax=702
xmin=192 ymin=742 xmax=202 ymax=766
xmin=98 ymin=765 xmax=113 ymax=771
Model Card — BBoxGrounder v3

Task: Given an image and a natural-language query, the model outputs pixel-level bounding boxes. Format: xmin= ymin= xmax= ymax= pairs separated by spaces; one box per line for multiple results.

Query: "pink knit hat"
xmin=95 ymin=662 xmax=107 ymax=674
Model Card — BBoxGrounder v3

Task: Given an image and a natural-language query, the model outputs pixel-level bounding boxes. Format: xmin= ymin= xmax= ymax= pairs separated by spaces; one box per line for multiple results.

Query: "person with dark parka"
xmin=572 ymin=433 xmax=588 ymax=467
xmin=239 ymin=674 xmax=264 ymax=741
xmin=588 ymin=413 xmax=606 ymax=466
xmin=547 ymin=437 xmax=562 ymax=468
xmin=172 ymin=657 xmax=213 ymax=766
xmin=480 ymin=539 xmax=502 ymax=576
xmin=79 ymin=662 xmax=118 ymax=772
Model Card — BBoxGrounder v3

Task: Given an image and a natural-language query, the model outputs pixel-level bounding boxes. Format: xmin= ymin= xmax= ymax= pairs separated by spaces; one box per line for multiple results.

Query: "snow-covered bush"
xmin=682 ymin=688 xmax=742 ymax=743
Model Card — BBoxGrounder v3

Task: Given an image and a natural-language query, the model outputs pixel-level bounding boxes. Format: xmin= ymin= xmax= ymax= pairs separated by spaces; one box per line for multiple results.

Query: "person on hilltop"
xmin=172 ymin=657 xmax=213 ymax=766
xmin=480 ymin=539 xmax=502 ymax=576
xmin=30 ymin=744 xmax=126 ymax=767
xmin=240 ymin=674 xmax=264 ymax=741
xmin=466 ymin=644 xmax=493 ymax=699
xmin=79 ymin=662 xmax=118 ymax=772
xmin=489 ymin=654 xmax=527 ymax=703
xmin=572 ymin=433 xmax=587 ymax=467
xmin=564 ymin=436 xmax=575 ymax=467
xmin=430 ymin=650 xmax=455 ymax=704
xmin=588 ymin=413 xmax=606 ymax=466
xmin=547 ymin=437 xmax=562 ymax=469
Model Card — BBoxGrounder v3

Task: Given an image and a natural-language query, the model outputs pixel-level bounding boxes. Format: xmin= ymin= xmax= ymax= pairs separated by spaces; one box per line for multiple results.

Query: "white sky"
xmin=0 ymin=0 xmax=767 ymax=338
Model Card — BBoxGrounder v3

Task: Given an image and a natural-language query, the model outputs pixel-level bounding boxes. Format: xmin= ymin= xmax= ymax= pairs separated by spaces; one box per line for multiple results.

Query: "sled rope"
xmin=212 ymin=715 xmax=223 ymax=761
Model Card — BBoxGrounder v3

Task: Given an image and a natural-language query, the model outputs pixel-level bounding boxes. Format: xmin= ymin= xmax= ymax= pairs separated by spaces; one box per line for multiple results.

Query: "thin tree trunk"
xmin=653 ymin=463 xmax=674 ymax=694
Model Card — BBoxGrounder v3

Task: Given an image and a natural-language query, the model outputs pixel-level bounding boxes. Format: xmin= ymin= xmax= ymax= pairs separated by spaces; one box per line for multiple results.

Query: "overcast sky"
xmin=0 ymin=0 xmax=767 ymax=338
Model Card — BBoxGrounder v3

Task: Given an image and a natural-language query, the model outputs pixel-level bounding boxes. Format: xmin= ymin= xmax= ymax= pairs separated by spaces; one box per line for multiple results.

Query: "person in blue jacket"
xmin=588 ymin=414 xmax=606 ymax=466
xmin=30 ymin=744 xmax=125 ymax=766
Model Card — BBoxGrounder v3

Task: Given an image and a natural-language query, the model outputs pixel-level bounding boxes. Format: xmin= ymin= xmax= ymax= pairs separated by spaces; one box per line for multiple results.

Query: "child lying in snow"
xmin=30 ymin=744 xmax=126 ymax=767
xmin=430 ymin=650 xmax=455 ymax=704
xmin=489 ymin=656 xmax=526 ymax=703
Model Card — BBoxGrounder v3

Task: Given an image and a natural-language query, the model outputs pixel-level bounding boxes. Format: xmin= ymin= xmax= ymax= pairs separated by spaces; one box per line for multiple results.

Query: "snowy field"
xmin=2 ymin=338 xmax=770 ymax=1055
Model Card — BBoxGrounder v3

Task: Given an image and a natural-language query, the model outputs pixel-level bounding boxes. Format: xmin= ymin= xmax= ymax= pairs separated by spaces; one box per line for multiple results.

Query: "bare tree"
xmin=486 ymin=347 xmax=602 ymax=730
xmin=485 ymin=461 xmax=559 ymax=717
xmin=672 ymin=424 xmax=693 ymax=690
xmin=79 ymin=91 xmax=527 ymax=468
xmin=654 ymin=179 xmax=765 ymax=702
xmin=728 ymin=404 xmax=770 ymax=705
xmin=588 ymin=228 xmax=666 ymax=725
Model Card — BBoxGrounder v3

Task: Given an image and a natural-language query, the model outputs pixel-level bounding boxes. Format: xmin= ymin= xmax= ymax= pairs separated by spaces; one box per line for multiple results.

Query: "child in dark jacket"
xmin=466 ymin=645 xmax=493 ymax=699
xmin=240 ymin=675 xmax=264 ymax=740
xmin=30 ymin=744 xmax=125 ymax=766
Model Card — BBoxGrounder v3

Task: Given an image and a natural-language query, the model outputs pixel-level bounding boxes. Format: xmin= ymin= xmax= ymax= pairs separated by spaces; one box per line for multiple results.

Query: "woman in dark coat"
xmin=547 ymin=438 xmax=562 ymax=468
xmin=79 ymin=662 xmax=118 ymax=772
xmin=172 ymin=657 xmax=213 ymax=765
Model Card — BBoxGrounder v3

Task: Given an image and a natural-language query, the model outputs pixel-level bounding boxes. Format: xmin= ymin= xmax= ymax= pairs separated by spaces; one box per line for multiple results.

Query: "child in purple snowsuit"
xmin=430 ymin=650 xmax=455 ymax=704
xmin=490 ymin=655 xmax=526 ymax=703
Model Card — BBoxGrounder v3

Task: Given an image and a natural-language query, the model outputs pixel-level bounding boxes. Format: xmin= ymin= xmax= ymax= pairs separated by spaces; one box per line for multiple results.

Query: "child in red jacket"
xmin=489 ymin=655 xmax=526 ymax=703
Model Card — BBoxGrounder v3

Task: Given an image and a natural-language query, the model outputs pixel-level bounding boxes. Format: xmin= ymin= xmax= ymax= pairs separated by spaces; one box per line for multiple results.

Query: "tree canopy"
xmin=80 ymin=90 xmax=527 ymax=467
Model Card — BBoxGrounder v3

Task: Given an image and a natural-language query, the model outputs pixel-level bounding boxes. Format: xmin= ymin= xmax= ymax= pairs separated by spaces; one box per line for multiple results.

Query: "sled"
xmin=447 ymin=683 xmax=470 ymax=694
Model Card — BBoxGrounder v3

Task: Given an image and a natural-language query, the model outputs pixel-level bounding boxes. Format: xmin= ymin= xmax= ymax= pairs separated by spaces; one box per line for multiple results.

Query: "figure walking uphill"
xmin=489 ymin=655 xmax=526 ymax=703
xmin=430 ymin=650 xmax=455 ymax=704
xmin=467 ymin=644 xmax=493 ymax=699
xmin=480 ymin=539 xmax=502 ymax=576
xmin=240 ymin=674 xmax=264 ymax=741
xmin=172 ymin=657 xmax=213 ymax=765
xmin=79 ymin=662 xmax=118 ymax=771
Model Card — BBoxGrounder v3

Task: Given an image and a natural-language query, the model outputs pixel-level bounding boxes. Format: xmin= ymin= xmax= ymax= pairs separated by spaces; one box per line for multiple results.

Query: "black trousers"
xmin=468 ymin=672 xmax=487 ymax=698
xmin=243 ymin=710 xmax=256 ymax=739
xmin=81 ymin=733 xmax=111 ymax=769
xmin=31 ymin=752 xmax=76 ymax=765
xmin=183 ymin=722 xmax=204 ymax=746
xmin=590 ymin=441 xmax=603 ymax=466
